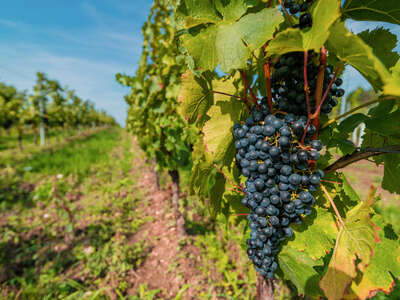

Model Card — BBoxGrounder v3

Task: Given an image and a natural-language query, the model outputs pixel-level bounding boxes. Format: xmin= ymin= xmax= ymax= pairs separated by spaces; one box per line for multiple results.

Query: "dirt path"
xmin=126 ymin=138 xmax=206 ymax=299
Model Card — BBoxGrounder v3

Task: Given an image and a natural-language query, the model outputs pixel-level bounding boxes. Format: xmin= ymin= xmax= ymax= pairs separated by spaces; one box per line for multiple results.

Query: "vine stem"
xmin=213 ymin=90 xmax=251 ymax=102
xmin=324 ymin=145 xmax=400 ymax=173
xmin=263 ymin=45 xmax=274 ymax=113
xmin=301 ymin=51 xmax=311 ymax=144
xmin=312 ymin=46 xmax=327 ymax=138
xmin=321 ymin=96 xmax=396 ymax=128
xmin=213 ymin=164 xmax=244 ymax=192
xmin=320 ymin=179 xmax=342 ymax=185
xmin=240 ymin=70 xmax=261 ymax=110
xmin=311 ymin=63 xmax=342 ymax=120
xmin=320 ymin=184 xmax=344 ymax=227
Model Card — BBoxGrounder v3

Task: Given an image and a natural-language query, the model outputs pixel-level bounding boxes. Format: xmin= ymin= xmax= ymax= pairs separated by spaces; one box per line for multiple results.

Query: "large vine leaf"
xmin=345 ymin=215 xmax=400 ymax=299
xmin=180 ymin=7 xmax=283 ymax=72
xmin=266 ymin=0 xmax=340 ymax=56
xmin=320 ymin=198 xmax=376 ymax=300
xmin=358 ymin=27 xmax=399 ymax=70
xmin=288 ymin=207 xmax=338 ymax=260
xmin=327 ymin=22 xmax=391 ymax=92
xmin=278 ymin=246 xmax=323 ymax=297
xmin=342 ymin=0 xmax=400 ymax=25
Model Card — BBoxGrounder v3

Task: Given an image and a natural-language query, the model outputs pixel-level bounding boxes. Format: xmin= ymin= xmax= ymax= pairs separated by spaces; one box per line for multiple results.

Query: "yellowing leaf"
xmin=320 ymin=199 xmax=376 ymax=300
xmin=345 ymin=215 xmax=400 ymax=299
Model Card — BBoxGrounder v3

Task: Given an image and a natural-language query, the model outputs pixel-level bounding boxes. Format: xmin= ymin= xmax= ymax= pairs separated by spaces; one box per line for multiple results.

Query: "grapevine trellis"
xmin=121 ymin=0 xmax=400 ymax=298
xmin=0 ymin=72 xmax=115 ymax=149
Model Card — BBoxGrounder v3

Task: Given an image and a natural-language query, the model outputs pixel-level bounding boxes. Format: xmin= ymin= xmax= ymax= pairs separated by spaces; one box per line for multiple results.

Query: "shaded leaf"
xmin=342 ymin=0 xmax=400 ymax=25
xmin=358 ymin=27 xmax=399 ymax=69
xmin=278 ymin=246 xmax=323 ymax=297
xmin=209 ymin=172 xmax=226 ymax=217
xmin=381 ymin=154 xmax=400 ymax=194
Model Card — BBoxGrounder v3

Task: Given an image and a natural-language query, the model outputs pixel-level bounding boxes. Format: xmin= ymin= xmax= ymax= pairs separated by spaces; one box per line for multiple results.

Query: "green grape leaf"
xmin=289 ymin=207 xmax=338 ymax=260
xmin=347 ymin=214 xmax=400 ymax=299
xmin=365 ymin=106 xmax=400 ymax=137
xmin=178 ymin=71 xmax=213 ymax=125
xmin=190 ymin=137 xmax=215 ymax=195
xmin=358 ymin=27 xmax=399 ymax=70
xmin=180 ymin=7 xmax=283 ymax=72
xmin=278 ymin=246 xmax=323 ymax=297
xmin=337 ymin=113 xmax=369 ymax=138
xmin=320 ymin=199 xmax=376 ymax=300
xmin=381 ymin=154 xmax=400 ymax=194
xmin=267 ymin=0 xmax=340 ymax=56
xmin=327 ymin=22 xmax=391 ymax=92
xmin=342 ymin=0 xmax=400 ymax=25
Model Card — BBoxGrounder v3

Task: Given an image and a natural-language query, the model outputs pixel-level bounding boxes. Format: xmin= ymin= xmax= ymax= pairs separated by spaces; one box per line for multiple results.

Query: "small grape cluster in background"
xmin=283 ymin=0 xmax=314 ymax=29
xmin=272 ymin=52 xmax=344 ymax=116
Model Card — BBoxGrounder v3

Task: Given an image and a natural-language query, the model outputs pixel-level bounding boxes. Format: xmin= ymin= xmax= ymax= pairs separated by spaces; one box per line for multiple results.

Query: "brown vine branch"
xmin=320 ymin=184 xmax=344 ymax=227
xmin=213 ymin=164 xmax=244 ymax=192
xmin=301 ymin=51 xmax=311 ymax=144
xmin=324 ymin=145 xmax=400 ymax=173
xmin=263 ymin=46 xmax=274 ymax=113
xmin=312 ymin=63 xmax=342 ymax=120
xmin=240 ymin=70 xmax=261 ymax=110
xmin=321 ymin=96 xmax=396 ymax=128
xmin=312 ymin=46 xmax=327 ymax=138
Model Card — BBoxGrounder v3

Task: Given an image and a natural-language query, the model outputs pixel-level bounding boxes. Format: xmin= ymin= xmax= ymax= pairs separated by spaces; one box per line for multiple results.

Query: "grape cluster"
xmin=233 ymin=99 xmax=325 ymax=279
xmin=271 ymin=52 xmax=345 ymax=116
xmin=283 ymin=0 xmax=313 ymax=29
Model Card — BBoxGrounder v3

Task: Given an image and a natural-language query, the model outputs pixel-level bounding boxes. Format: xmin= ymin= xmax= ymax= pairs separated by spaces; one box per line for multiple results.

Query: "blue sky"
xmin=0 ymin=0 xmax=152 ymax=125
xmin=0 ymin=2 xmax=399 ymax=125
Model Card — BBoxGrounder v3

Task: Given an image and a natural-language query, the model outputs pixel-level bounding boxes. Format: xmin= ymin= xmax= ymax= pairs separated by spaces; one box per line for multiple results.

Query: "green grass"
xmin=23 ymin=129 xmax=120 ymax=178
xmin=0 ymin=131 xmax=150 ymax=299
